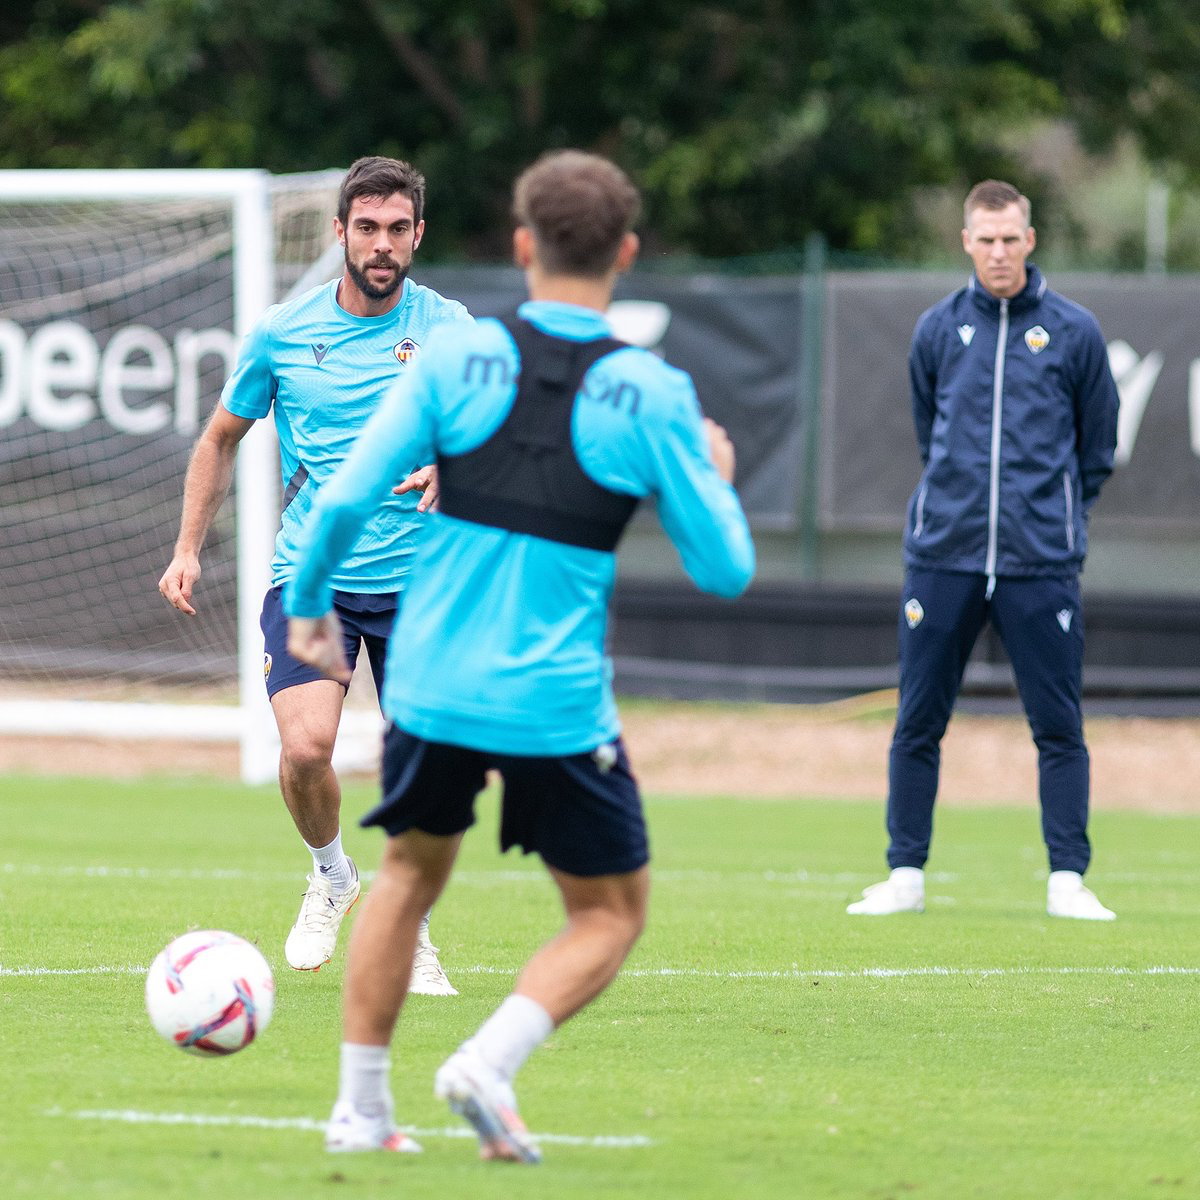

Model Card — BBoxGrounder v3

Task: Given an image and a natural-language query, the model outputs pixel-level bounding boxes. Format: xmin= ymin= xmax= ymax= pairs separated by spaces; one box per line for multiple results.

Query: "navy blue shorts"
xmin=260 ymin=586 xmax=398 ymax=699
xmin=362 ymin=726 xmax=650 ymax=878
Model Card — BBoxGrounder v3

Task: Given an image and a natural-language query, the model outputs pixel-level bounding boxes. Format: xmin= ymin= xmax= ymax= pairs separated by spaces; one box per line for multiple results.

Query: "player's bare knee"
xmin=621 ymin=901 xmax=648 ymax=950
xmin=279 ymin=734 xmax=336 ymax=778
xmin=571 ymin=898 xmax=645 ymax=953
xmin=376 ymin=858 xmax=443 ymax=914
xmin=377 ymin=831 xmax=456 ymax=909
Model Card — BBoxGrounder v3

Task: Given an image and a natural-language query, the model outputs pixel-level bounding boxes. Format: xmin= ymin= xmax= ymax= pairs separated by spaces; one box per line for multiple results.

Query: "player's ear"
xmin=1026 ymin=225 xmax=1037 ymax=253
xmin=412 ymin=219 xmax=425 ymax=252
xmin=513 ymin=226 xmax=534 ymax=269
xmin=333 ymin=217 xmax=346 ymax=248
xmin=615 ymin=231 xmax=639 ymax=274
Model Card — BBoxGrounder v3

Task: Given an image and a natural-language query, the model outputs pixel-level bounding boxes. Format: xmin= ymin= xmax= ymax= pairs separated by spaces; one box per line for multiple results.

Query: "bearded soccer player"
xmin=159 ymin=157 xmax=467 ymax=992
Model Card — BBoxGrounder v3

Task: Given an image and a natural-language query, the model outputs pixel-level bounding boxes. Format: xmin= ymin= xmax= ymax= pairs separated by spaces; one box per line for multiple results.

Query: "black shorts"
xmin=260 ymin=585 xmax=398 ymax=699
xmin=363 ymin=726 xmax=650 ymax=878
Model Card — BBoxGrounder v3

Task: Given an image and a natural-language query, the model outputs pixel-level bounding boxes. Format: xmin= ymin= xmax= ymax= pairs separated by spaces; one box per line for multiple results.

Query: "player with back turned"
xmin=284 ymin=149 xmax=756 ymax=1159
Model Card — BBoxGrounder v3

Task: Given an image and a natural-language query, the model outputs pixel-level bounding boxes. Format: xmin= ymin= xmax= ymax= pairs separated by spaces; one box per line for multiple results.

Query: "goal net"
xmin=0 ymin=169 xmax=380 ymax=782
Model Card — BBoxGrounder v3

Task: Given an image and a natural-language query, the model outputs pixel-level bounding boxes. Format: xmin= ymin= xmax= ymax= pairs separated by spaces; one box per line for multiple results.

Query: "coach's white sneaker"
xmin=325 ymin=1099 xmax=422 ymax=1153
xmin=434 ymin=1049 xmax=541 ymax=1164
xmin=1046 ymin=871 xmax=1116 ymax=921
xmin=409 ymin=930 xmax=458 ymax=996
xmin=285 ymin=859 xmax=361 ymax=970
xmin=846 ymin=867 xmax=925 ymax=915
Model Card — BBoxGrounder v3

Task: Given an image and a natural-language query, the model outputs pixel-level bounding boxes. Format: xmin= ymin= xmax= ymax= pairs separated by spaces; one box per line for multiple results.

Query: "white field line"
xmin=12 ymin=861 xmax=1200 ymax=887
xmin=1 ymin=863 xmax=301 ymax=882
xmin=45 ymin=1107 xmax=652 ymax=1148
xmin=4 ymin=862 xmax=967 ymax=885
xmin=467 ymin=964 xmax=1200 ymax=980
xmin=6 ymin=963 xmax=1200 ymax=980
xmin=3 ymin=964 xmax=149 ymax=977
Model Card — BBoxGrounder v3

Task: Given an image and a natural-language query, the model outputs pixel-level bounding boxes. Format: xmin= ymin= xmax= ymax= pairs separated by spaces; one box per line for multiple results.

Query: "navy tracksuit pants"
xmin=887 ymin=568 xmax=1091 ymax=874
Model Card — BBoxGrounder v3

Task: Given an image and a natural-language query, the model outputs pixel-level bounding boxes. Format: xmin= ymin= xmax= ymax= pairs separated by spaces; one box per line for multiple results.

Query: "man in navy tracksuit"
xmin=847 ymin=180 xmax=1120 ymax=920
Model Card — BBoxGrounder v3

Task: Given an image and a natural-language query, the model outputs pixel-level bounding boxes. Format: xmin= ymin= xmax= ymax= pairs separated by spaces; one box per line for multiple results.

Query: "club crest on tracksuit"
xmin=904 ymin=598 xmax=925 ymax=629
xmin=264 ymin=653 xmax=272 ymax=680
xmin=1024 ymin=325 xmax=1050 ymax=354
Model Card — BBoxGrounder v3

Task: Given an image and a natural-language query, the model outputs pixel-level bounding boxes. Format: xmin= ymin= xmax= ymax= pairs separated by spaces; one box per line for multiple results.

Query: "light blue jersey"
xmin=221 ymin=276 xmax=471 ymax=592
xmin=285 ymin=300 xmax=755 ymax=755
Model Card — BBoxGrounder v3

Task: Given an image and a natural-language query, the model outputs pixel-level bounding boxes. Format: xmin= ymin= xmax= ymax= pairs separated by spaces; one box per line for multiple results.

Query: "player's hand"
xmin=393 ymin=463 xmax=439 ymax=513
xmin=158 ymin=553 xmax=201 ymax=616
xmin=287 ymin=613 xmax=351 ymax=685
xmin=704 ymin=418 xmax=736 ymax=483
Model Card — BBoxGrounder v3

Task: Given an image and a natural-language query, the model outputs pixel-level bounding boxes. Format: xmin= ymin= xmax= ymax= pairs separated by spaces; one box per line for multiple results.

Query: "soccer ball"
xmin=145 ymin=930 xmax=275 ymax=1057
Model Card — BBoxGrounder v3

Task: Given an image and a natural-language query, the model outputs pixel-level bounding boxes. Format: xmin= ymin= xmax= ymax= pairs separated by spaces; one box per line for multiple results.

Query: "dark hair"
xmin=964 ymin=180 xmax=1031 ymax=227
xmin=338 ymin=156 xmax=426 ymax=227
xmin=512 ymin=150 xmax=641 ymax=277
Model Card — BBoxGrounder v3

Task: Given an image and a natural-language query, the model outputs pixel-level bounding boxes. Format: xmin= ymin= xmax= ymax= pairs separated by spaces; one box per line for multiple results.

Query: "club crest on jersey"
xmin=904 ymin=598 xmax=925 ymax=629
xmin=393 ymin=338 xmax=419 ymax=364
xmin=263 ymin=653 xmax=272 ymax=681
xmin=1024 ymin=325 xmax=1050 ymax=354
xmin=592 ymin=742 xmax=618 ymax=773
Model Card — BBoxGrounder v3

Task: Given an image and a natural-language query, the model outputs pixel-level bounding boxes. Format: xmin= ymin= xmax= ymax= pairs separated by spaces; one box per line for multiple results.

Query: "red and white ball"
xmin=145 ymin=930 xmax=275 ymax=1056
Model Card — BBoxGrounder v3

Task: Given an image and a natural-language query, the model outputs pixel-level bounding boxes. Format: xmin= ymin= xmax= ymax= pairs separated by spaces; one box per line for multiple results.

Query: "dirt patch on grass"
xmin=1 ymin=695 xmax=1196 ymax=814
xmin=620 ymin=702 xmax=1200 ymax=814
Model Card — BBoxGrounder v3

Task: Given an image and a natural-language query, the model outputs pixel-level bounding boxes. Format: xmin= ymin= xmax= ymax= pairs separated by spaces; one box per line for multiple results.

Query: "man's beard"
xmin=346 ymin=251 xmax=409 ymax=301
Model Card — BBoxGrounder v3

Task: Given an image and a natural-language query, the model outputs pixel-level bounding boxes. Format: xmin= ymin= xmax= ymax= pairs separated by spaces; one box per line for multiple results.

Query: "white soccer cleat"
xmin=846 ymin=867 xmax=925 ymax=915
xmin=285 ymin=859 xmax=361 ymax=971
xmin=434 ymin=1049 xmax=541 ymax=1164
xmin=408 ymin=931 xmax=458 ymax=996
xmin=1046 ymin=871 xmax=1116 ymax=921
xmin=325 ymin=1099 xmax=422 ymax=1154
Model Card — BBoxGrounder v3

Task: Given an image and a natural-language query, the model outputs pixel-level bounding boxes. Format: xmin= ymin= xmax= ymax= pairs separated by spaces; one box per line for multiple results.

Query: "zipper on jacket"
xmin=913 ymin=482 xmax=928 ymax=538
xmin=984 ymin=298 xmax=1008 ymax=600
xmin=1063 ymin=471 xmax=1075 ymax=552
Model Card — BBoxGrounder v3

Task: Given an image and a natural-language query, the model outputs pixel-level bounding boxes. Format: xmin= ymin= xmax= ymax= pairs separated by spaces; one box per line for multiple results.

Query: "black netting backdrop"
xmin=0 ymin=182 xmax=337 ymax=692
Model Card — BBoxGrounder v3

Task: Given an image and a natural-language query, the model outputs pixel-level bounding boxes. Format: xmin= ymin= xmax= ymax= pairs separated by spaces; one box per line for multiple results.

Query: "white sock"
xmin=306 ymin=831 xmax=352 ymax=893
xmin=417 ymin=911 xmax=431 ymax=944
xmin=463 ymin=994 xmax=554 ymax=1081
xmin=339 ymin=1042 xmax=391 ymax=1119
xmin=890 ymin=867 xmax=924 ymax=889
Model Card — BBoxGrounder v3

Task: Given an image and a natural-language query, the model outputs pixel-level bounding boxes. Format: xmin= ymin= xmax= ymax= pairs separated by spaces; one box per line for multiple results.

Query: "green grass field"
xmin=3 ymin=765 xmax=1198 ymax=1199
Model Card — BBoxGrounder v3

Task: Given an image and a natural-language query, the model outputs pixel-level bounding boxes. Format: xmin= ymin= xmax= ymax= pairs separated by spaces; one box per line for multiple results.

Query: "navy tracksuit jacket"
xmin=887 ymin=265 xmax=1119 ymax=873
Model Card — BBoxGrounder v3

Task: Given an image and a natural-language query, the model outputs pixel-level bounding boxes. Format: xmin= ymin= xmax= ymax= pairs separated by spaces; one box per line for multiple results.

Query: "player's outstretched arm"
xmin=287 ymin=612 xmax=351 ymax=685
xmin=158 ymin=406 xmax=255 ymax=615
xmin=393 ymin=463 xmax=439 ymax=512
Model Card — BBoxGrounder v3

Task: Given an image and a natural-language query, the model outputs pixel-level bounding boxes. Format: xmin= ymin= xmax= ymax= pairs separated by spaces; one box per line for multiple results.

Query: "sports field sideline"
xmin=4 ymin=702 xmax=1198 ymax=1200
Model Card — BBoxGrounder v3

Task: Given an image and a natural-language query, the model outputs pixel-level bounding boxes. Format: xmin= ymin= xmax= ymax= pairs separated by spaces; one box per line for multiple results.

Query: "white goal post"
xmin=0 ymin=168 xmax=380 ymax=783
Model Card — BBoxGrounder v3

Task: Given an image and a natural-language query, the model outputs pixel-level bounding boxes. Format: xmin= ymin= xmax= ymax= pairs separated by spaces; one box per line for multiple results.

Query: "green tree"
xmin=3 ymin=1 xmax=1200 ymax=259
